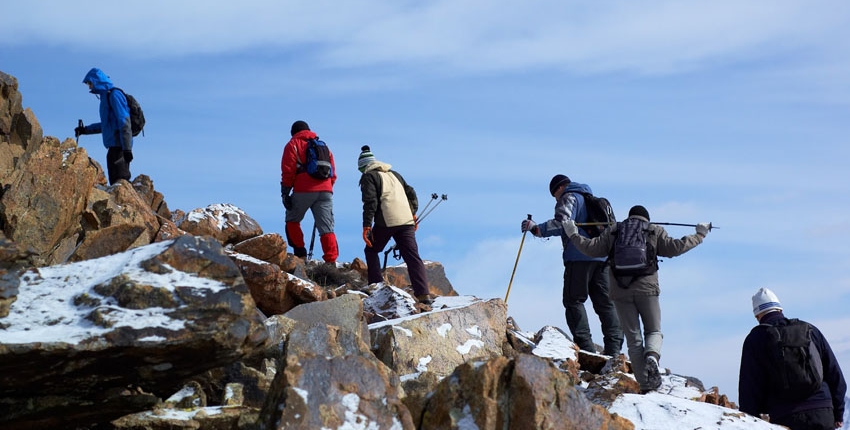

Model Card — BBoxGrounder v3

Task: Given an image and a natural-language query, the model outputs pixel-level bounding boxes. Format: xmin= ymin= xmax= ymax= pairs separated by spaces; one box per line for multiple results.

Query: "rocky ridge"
xmin=0 ymin=70 xmax=762 ymax=429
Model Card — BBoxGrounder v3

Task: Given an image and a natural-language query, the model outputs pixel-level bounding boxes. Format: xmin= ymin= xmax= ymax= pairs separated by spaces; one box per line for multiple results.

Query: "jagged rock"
xmin=163 ymin=381 xmax=207 ymax=409
xmin=421 ymin=354 xmax=634 ymax=430
xmin=583 ymin=355 xmax=641 ymax=408
xmin=175 ymin=203 xmax=263 ymax=245
xmin=283 ymin=293 xmax=370 ymax=344
xmin=383 ymin=260 xmax=459 ymax=297
xmin=228 ymin=250 xmax=290 ymax=316
xmin=112 ymin=405 xmax=257 ymax=430
xmin=256 ymin=318 xmax=414 ymax=430
xmin=363 ymin=284 xmax=419 ymax=323
xmin=231 ymin=233 xmax=287 ymax=267
xmin=0 ymin=71 xmax=43 ymax=179
xmin=530 ymin=325 xmax=581 ymax=382
xmin=0 ymin=137 xmax=100 ymax=266
xmin=0 ymin=236 xmax=268 ymax=429
xmin=369 ymin=297 xmax=507 ymax=379
xmin=131 ymin=174 xmax=172 ymax=219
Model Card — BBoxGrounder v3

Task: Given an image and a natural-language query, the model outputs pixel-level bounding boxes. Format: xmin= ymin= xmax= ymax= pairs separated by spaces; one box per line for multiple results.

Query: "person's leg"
xmin=614 ymin=297 xmax=647 ymax=389
xmin=364 ymin=225 xmax=393 ymax=284
xmin=392 ymin=225 xmax=429 ymax=297
xmin=563 ymin=261 xmax=594 ymax=352
xmin=635 ymin=294 xmax=663 ymax=391
xmin=284 ymin=192 xmax=315 ymax=257
xmin=312 ymin=192 xmax=338 ymax=263
xmin=587 ymin=264 xmax=623 ymax=356
xmin=106 ymin=147 xmax=129 ymax=185
xmin=771 ymin=407 xmax=835 ymax=430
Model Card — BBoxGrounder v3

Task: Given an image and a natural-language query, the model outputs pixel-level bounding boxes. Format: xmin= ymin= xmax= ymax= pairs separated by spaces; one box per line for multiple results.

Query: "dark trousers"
xmin=772 ymin=407 xmax=835 ymax=430
xmin=106 ymin=147 xmax=131 ymax=185
xmin=364 ymin=225 xmax=429 ymax=296
xmin=563 ymin=261 xmax=623 ymax=355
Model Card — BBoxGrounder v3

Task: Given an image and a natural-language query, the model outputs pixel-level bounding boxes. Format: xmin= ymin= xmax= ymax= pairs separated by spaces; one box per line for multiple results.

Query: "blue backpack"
xmin=299 ymin=138 xmax=333 ymax=180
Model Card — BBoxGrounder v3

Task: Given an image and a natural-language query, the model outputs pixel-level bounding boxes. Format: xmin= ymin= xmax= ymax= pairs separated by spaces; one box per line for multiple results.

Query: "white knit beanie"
xmin=752 ymin=287 xmax=783 ymax=317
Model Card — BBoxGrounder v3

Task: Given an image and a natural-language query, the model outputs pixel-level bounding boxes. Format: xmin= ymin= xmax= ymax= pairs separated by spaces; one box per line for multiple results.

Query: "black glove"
xmin=74 ymin=125 xmax=87 ymax=137
xmin=123 ymin=150 xmax=133 ymax=163
xmin=281 ymin=183 xmax=293 ymax=210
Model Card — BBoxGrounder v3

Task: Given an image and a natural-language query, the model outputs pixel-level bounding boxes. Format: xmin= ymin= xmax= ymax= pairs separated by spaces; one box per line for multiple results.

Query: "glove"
xmin=521 ymin=219 xmax=537 ymax=234
xmin=123 ymin=150 xmax=133 ymax=163
xmin=413 ymin=214 xmax=418 ymax=231
xmin=563 ymin=219 xmax=578 ymax=238
xmin=281 ymin=183 xmax=292 ymax=210
xmin=696 ymin=223 xmax=710 ymax=237
xmin=74 ymin=125 xmax=86 ymax=137
xmin=362 ymin=227 xmax=373 ymax=248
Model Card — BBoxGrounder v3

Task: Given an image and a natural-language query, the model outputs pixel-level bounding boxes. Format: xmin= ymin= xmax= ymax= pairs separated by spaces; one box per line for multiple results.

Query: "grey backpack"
xmin=610 ymin=217 xmax=657 ymax=277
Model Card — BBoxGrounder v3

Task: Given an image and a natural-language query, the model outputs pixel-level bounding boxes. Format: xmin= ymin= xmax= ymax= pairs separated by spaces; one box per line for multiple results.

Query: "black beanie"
xmin=549 ymin=174 xmax=571 ymax=196
xmin=290 ymin=120 xmax=310 ymax=136
xmin=628 ymin=205 xmax=650 ymax=221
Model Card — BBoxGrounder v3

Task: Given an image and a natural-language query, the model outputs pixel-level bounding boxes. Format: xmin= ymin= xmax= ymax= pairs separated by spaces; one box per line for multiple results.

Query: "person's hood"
xmin=82 ymin=68 xmax=114 ymax=95
xmin=363 ymin=160 xmax=392 ymax=173
xmin=562 ymin=181 xmax=592 ymax=196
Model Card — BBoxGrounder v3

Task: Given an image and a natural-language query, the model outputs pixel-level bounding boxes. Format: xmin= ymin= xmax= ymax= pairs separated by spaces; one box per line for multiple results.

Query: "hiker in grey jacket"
xmin=562 ymin=205 xmax=709 ymax=392
xmin=357 ymin=146 xmax=432 ymax=305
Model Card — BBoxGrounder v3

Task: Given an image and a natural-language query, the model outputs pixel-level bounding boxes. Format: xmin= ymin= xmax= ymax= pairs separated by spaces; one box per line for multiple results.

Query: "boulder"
xmin=383 ymin=260 xmax=459 ymax=297
xmin=0 ymin=71 xmax=43 ymax=180
xmin=0 ymin=236 xmax=268 ymax=429
xmin=175 ymin=203 xmax=263 ymax=245
xmin=231 ymin=233 xmax=287 ymax=267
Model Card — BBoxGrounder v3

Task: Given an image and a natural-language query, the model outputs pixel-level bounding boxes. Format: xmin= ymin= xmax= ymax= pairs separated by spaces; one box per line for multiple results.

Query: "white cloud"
xmin=4 ymin=1 xmax=849 ymax=76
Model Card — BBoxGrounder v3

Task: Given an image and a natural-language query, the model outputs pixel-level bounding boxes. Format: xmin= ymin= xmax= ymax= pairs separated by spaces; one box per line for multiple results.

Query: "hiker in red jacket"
xmin=280 ymin=120 xmax=338 ymax=263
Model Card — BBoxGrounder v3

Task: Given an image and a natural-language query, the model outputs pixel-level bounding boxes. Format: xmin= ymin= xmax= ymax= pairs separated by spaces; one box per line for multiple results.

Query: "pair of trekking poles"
xmin=302 ymin=193 xmax=448 ymax=265
xmin=504 ymin=216 xmax=718 ymax=303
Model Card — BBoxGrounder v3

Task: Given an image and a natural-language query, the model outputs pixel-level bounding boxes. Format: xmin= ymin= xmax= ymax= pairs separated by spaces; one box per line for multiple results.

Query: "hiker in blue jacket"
xmin=739 ymin=288 xmax=846 ymax=430
xmin=520 ymin=174 xmax=623 ymax=356
xmin=75 ymin=67 xmax=133 ymax=185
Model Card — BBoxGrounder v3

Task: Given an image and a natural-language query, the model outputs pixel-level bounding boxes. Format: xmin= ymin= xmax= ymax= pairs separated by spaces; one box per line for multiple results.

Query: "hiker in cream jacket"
xmin=357 ymin=145 xmax=432 ymax=305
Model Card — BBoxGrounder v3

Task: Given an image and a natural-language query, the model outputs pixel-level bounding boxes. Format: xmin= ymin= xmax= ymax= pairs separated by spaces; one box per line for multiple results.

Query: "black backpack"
xmin=610 ymin=217 xmax=658 ymax=277
xmin=108 ymin=87 xmax=146 ymax=137
xmin=761 ymin=319 xmax=824 ymax=401
xmin=577 ymin=192 xmax=616 ymax=238
xmin=298 ymin=138 xmax=333 ymax=180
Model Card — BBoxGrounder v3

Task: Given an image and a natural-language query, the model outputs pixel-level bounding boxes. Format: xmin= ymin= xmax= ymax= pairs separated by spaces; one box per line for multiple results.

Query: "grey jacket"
xmin=567 ymin=215 xmax=704 ymax=299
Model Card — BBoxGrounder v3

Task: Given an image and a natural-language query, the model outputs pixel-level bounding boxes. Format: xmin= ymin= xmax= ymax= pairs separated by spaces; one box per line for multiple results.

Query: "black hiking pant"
xmin=772 ymin=407 xmax=835 ymax=430
xmin=364 ymin=224 xmax=429 ymax=297
xmin=562 ymin=261 xmax=623 ymax=355
xmin=106 ymin=147 xmax=131 ymax=185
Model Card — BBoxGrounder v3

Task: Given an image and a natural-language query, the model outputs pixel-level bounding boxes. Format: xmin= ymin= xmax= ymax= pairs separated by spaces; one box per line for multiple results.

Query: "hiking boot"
xmin=293 ymin=247 xmax=307 ymax=259
xmin=415 ymin=294 xmax=434 ymax=305
xmin=645 ymin=355 xmax=662 ymax=391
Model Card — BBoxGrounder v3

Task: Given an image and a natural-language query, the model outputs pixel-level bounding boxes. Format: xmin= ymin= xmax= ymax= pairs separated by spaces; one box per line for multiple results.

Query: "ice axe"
xmin=505 ymin=214 xmax=532 ymax=304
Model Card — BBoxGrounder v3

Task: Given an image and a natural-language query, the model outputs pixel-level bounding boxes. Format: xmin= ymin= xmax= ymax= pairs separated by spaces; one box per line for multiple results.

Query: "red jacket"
xmin=280 ymin=130 xmax=337 ymax=193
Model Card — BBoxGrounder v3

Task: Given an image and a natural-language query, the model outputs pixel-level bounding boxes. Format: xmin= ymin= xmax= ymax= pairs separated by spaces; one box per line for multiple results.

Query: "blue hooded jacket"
xmin=82 ymin=68 xmax=133 ymax=151
xmin=537 ymin=181 xmax=605 ymax=262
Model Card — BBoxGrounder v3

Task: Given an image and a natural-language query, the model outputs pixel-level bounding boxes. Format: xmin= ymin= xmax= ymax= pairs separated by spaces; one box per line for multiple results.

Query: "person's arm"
xmin=654 ymin=227 xmax=703 ymax=258
xmin=536 ymin=192 xmax=577 ymax=237
xmin=360 ymin=173 xmax=380 ymax=227
xmin=738 ymin=331 xmax=766 ymax=418
xmin=811 ymin=326 xmax=847 ymax=424
xmin=329 ymin=149 xmax=337 ymax=187
xmin=110 ymin=89 xmax=133 ymax=150
xmin=280 ymin=141 xmax=298 ymax=187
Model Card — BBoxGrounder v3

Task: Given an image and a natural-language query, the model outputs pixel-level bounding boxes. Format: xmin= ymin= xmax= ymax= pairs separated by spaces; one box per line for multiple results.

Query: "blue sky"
xmin=3 ymin=0 xmax=849 ymax=402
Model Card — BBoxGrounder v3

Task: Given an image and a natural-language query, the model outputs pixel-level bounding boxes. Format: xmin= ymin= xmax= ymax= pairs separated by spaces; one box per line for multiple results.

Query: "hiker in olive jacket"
xmin=562 ymin=205 xmax=710 ymax=393
xmin=357 ymin=145 xmax=432 ymax=305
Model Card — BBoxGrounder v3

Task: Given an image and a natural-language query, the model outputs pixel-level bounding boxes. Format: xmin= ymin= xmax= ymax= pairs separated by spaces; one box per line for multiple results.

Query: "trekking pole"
xmin=417 ymin=194 xmax=447 ymax=225
xmin=651 ymin=222 xmax=719 ymax=231
xmin=307 ymin=223 xmax=317 ymax=261
xmin=417 ymin=193 xmax=439 ymax=218
xmin=505 ymin=214 xmax=532 ymax=304
xmin=576 ymin=221 xmax=719 ymax=231
xmin=75 ymin=119 xmax=84 ymax=144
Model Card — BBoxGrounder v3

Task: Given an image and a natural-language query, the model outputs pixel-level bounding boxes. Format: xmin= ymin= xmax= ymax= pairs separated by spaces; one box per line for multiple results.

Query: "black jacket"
xmin=738 ymin=311 xmax=846 ymax=422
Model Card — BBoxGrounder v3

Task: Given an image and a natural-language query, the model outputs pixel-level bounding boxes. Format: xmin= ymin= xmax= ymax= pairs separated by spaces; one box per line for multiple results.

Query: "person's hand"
xmin=521 ymin=219 xmax=537 ymax=234
xmin=362 ymin=227 xmax=373 ymax=247
xmin=280 ymin=183 xmax=292 ymax=210
xmin=123 ymin=150 xmax=133 ymax=163
xmin=74 ymin=125 xmax=86 ymax=137
xmin=563 ymin=219 xmax=578 ymax=237
xmin=834 ymin=421 xmax=842 ymax=429
xmin=413 ymin=214 xmax=418 ymax=231
xmin=696 ymin=222 xmax=710 ymax=237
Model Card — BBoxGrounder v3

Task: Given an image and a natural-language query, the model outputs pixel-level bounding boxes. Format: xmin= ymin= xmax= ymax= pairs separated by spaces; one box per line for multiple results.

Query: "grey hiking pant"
xmin=562 ymin=261 xmax=623 ymax=356
xmin=614 ymin=294 xmax=662 ymax=391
